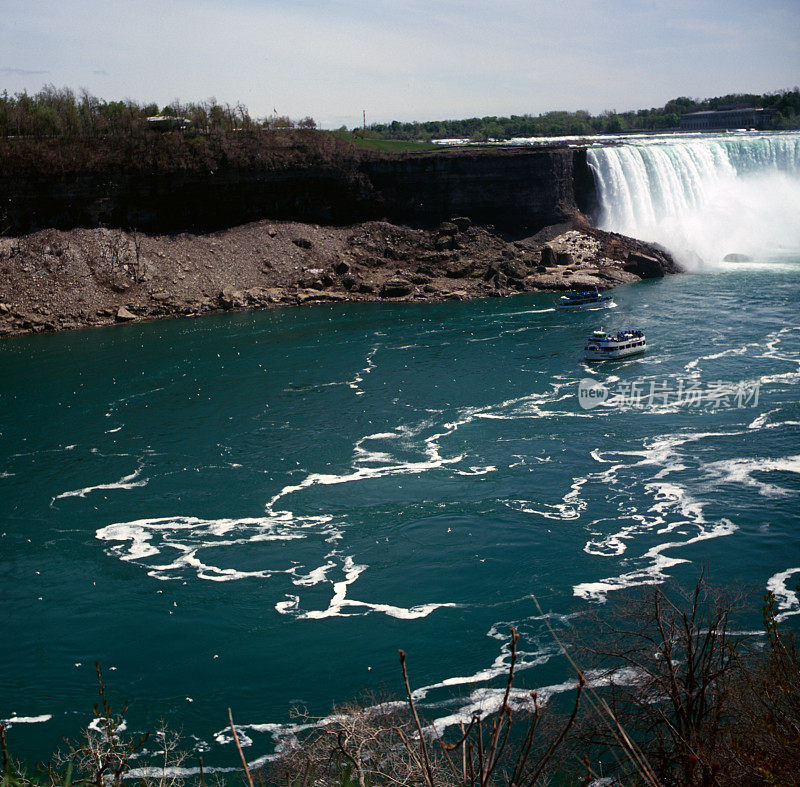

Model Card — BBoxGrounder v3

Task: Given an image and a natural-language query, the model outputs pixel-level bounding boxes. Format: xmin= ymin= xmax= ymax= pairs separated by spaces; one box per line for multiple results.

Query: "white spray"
xmin=587 ymin=132 xmax=800 ymax=268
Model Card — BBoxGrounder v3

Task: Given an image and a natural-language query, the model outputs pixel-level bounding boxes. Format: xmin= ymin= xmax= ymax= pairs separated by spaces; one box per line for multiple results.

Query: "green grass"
xmin=326 ymin=130 xmax=443 ymax=153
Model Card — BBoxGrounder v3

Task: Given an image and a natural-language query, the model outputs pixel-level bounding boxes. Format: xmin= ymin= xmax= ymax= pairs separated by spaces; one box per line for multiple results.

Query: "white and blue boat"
xmin=584 ymin=329 xmax=646 ymax=361
xmin=555 ymin=289 xmax=615 ymax=311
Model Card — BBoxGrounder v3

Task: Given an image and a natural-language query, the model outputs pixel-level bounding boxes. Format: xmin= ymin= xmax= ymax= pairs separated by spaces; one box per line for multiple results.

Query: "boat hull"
xmin=556 ymin=298 xmax=615 ymax=311
xmin=584 ymin=342 xmax=647 ymax=361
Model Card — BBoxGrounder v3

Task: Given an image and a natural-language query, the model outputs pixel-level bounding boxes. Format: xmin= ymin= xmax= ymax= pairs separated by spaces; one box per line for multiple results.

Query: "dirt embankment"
xmin=0 ymin=216 xmax=678 ymax=338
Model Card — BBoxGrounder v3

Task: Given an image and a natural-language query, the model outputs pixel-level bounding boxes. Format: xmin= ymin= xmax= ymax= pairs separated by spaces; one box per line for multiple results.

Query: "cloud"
xmin=0 ymin=67 xmax=49 ymax=75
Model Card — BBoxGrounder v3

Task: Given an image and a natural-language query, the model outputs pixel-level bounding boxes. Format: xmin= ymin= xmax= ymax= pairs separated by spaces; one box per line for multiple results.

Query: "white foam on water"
xmin=201 ymin=619 xmax=569 ymax=763
xmin=266 ymin=421 xmax=466 ymax=518
xmin=277 ymin=554 xmax=458 ymax=620
xmin=568 ymin=428 xmax=749 ymax=602
xmin=98 ymin=392 xmax=547 ymax=616
xmin=575 ymin=518 xmax=737 ymax=603
xmin=766 ymin=567 xmax=800 ymax=621
xmin=1 ymin=714 xmax=52 ymax=727
xmin=348 ymin=344 xmax=379 ymax=396
xmin=87 ymin=717 xmax=127 ymax=733
xmin=54 ymin=464 xmax=148 ymax=500
xmin=700 ymin=455 xmax=800 ymax=498
xmin=290 ymin=560 xmax=337 ymax=586
xmin=748 ymin=408 xmax=779 ymax=430
xmin=508 ymin=474 xmax=589 ymax=521
xmin=424 ymin=665 xmax=639 ymax=737
xmin=684 ymin=344 xmax=751 ymax=377
xmin=755 ymin=327 xmax=800 ymax=387
xmin=127 ymin=765 xmax=238 ymax=779
xmin=96 ymin=515 xmax=325 ymax=581
xmin=454 ymin=465 xmax=497 ymax=476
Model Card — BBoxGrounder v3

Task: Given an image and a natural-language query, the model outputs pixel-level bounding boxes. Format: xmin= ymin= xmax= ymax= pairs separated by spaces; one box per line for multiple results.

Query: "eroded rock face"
xmin=0 ymin=147 xmax=593 ymax=237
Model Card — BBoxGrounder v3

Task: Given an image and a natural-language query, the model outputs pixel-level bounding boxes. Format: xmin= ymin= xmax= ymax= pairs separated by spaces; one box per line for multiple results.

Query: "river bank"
xmin=0 ymin=217 xmax=678 ymax=338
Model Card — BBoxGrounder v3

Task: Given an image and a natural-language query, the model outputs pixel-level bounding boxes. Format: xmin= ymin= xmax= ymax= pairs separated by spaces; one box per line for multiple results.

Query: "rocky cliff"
xmin=0 ymin=146 xmax=593 ymax=238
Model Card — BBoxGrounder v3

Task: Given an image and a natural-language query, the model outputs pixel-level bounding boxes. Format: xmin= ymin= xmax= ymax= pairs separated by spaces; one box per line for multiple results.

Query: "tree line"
xmin=358 ymin=88 xmax=800 ymax=141
xmin=0 ymin=85 xmax=316 ymax=138
xmin=2 ymin=84 xmax=798 ymax=143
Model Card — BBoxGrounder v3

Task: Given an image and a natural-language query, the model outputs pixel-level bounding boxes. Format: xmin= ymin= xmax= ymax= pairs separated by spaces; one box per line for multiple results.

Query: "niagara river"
xmin=1 ymin=131 xmax=799 ymax=770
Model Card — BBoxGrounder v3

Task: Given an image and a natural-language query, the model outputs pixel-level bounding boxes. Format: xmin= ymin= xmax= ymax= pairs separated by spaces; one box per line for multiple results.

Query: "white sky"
xmin=1 ymin=0 xmax=798 ymax=129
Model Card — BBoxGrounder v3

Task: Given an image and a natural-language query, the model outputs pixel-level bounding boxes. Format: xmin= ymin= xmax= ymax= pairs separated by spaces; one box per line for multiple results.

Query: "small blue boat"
xmin=555 ymin=289 xmax=615 ymax=311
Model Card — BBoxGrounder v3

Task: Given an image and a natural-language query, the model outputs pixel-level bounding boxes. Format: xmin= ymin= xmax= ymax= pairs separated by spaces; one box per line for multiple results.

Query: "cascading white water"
xmin=587 ymin=132 xmax=800 ymax=268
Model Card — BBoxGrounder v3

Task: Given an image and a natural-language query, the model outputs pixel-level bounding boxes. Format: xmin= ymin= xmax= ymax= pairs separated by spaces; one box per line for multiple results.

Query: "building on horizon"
xmin=680 ymin=108 xmax=777 ymax=131
xmin=146 ymin=115 xmax=193 ymax=132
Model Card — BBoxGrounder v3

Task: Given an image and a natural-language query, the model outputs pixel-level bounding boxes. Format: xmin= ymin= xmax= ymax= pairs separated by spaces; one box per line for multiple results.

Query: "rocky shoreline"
xmin=0 ymin=217 xmax=679 ymax=338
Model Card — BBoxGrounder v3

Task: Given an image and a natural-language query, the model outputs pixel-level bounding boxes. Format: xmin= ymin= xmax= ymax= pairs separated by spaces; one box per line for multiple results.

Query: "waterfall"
xmin=587 ymin=132 xmax=800 ymax=267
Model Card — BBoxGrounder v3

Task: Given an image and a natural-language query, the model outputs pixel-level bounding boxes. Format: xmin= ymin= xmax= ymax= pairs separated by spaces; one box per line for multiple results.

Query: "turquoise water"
xmin=2 ymin=259 xmax=799 ymax=768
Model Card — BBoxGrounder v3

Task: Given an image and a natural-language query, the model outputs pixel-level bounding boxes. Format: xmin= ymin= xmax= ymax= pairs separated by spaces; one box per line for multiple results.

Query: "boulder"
xmin=624 ymin=252 xmax=666 ymax=279
xmin=434 ymin=235 xmax=457 ymax=251
xmin=244 ymin=287 xmax=273 ymax=304
xmin=380 ymin=278 xmax=414 ymax=298
xmin=438 ymin=221 xmax=459 ymax=236
xmin=334 ymin=260 xmax=351 ymax=275
xmin=566 ymin=275 xmax=604 ymax=289
xmin=219 ymin=287 xmax=246 ymax=308
xmin=115 ymin=306 xmax=137 ymax=322
xmin=501 ymin=260 xmax=529 ymax=280
xmin=445 ymin=262 xmax=475 ymax=279
xmin=108 ymin=273 xmax=131 ymax=293
xmin=523 ymin=273 xmax=572 ymax=290
xmin=292 ymin=237 xmax=313 ymax=249
xmin=451 ymin=216 xmax=472 ymax=231
xmin=598 ymin=269 xmax=638 ymax=285
xmin=722 ymin=253 xmax=753 ymax=263
xmin=540 ymin=245 xmax=557 ymax=267
xmin=556 ymin=251 xmax=574 ymax=266
xmin=296 ymin=290 xmax=348 ymax=304
xmin=298 ymin=268 xmax=327 ymax=289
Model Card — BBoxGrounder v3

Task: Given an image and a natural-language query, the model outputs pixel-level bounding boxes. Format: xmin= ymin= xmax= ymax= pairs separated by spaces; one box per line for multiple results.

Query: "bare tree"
xmin=573 ymin=578 xmax=747 ymax=785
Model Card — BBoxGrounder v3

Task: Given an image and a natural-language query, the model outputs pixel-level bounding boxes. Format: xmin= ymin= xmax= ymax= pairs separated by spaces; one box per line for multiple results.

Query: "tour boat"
xmin=584 ymin=329 xmax=646 ymax=361
xmin=556 ymin=290 xmax=615 ymax=311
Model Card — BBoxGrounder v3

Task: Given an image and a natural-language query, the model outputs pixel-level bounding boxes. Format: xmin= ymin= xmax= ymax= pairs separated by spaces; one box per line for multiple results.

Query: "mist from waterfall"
xmin=587 ymin=132 xmax=800 ymax=268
